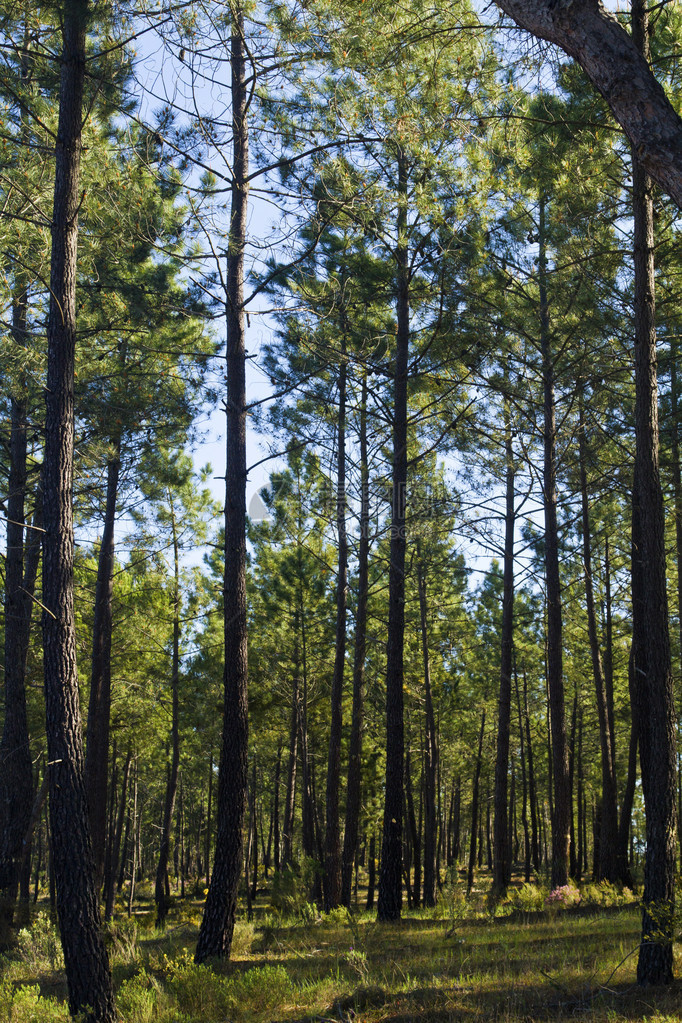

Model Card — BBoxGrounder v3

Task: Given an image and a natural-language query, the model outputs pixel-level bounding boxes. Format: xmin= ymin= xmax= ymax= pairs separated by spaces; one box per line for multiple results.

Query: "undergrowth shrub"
xmin=506 ymin=883 xmax=548 ymax=914
xmin=0 ymin=978 xmax=70 ymax=1022
xmin=269 ymin=859 xmax=320 ymax=921
xmin=14 ymin=913 xmax=63 ymax=972
xmin=159 ymin=951 xmax=293 ymax=1022
xmin=580 ymin=881 xmax=633 ymax=908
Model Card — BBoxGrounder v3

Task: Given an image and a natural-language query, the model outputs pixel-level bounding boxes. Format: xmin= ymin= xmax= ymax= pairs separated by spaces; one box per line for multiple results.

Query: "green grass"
xmin=1 ymin=882 xmax=680 ymax=1022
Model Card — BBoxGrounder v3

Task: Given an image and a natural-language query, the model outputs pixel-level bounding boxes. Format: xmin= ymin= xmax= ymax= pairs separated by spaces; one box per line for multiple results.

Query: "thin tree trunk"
xmin=493 ymin=399 xmax=515 ymax=893
xmin=417 ymin=551 xmax=438 ymax=907
xmin=515 ymin=666 xmax=531 ymax=881
xmin=342 ymin=372 xmax=369 ymax=907
xmin=467 ymin=710 xmax=486 ymax=893
xmin=196 ymin=3 xmax=249 ymax=964
xmin=539 ymin=191 xmax=570 ymax=889
xmin=631 ymin=0 xmax=677 ymax=986
xmin=205 ymin=753 xmax=213 ymax=888
xmin=127 ymin=766 xmax=137 ymax=919
xmin=84 ymin=439 xmax=121 ymax=889
xmin=522 ymin=668 xmax=540 ymax=873
xmin=0 ymin=291 xmax=35 ymax=939
xmin=282 ymin=629 xmax=299 ymax=866
xmin=273 ymin=743 xmax=282 ymax=874
xmin=325 ymin=351 xmax=347 ymax=911
xmin=366 ymin=832 xmax=376 ymax=911
xmin=104 ymin=749 xmax=131 ymax=922
xmin=42 ymin=1 xmax=114 ymax=1015
xmin=377 ymin=147 xmax=409 ymax=923
xmin=577 ymin=393 xmax=618 ymax=881
xmin=155 ymin=513 xmax=181 ymax=927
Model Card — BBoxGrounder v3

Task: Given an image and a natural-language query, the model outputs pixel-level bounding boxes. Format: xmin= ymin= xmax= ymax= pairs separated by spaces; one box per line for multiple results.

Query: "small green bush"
xmin=15 ymin=914 xmax=63 ymax=972
xmin=0 ymin=978 xmax=70 ymax=1022
xmin=506 ymin=883 xmax=549 ymax=914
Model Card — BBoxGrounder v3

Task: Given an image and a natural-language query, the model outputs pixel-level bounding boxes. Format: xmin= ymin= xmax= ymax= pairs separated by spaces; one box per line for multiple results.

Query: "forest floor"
xmin=1 ymin=877 xmax=681 ymax=1022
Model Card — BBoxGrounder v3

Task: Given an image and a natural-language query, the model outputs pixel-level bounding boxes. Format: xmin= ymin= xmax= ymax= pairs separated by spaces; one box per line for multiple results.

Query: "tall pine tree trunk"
xmin=342 ymin=373 xmax=369 ymax=907
xmin=417 ymin=551 xmax=438 ymax=907
xmin=196 ymin=4 xmax=249 ymax=962
xmin=377 ymin=147 xmax=409 ymax=922
xmin=155 ymin=509 xmax=181 ymax=927
xmin=42 ymin=1 xmax=115 ymax=1015
xmin=493 ymin=396 xmax=515 ymax=894
xmin=538 ymin=191 xmax=570 ymax=889
xmin=0 ymin=292 xmax=35 ymax=938
xmin=325 ymin=353 xmax=347 ymax=911
xmin=84 ymin=439 xmax=121 ymax=888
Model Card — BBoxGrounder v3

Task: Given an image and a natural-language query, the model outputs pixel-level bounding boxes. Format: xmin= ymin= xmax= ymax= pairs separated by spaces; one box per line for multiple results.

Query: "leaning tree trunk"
xmin=538 ymin=191 xmax=570 ymax=889
xmin=0 ymin=292 xmax=35 ymax=939
xmin=377 ymin=146 xmax=409 ymax=923
xmin=324 ymin=351 xmax=347 ymax=911
xmin=342 ymin=372 xmax=370 ymax=907
xmin=195 ymin=4 xmax=249 ymax=963
xmin=42 ymin=1 xmax=115 ymax=1017
xmin=492 ymin=396 xmax=515 ymax=894
xmin=631 ymin=3 xmax=677 ymax=982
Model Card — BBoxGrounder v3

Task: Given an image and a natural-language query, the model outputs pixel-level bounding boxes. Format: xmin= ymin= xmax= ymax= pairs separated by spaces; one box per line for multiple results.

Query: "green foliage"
xmin=269 ymin=861 xmax=322 ymax=922
xmin=0 ymin=978 xmax=70 ymax=1022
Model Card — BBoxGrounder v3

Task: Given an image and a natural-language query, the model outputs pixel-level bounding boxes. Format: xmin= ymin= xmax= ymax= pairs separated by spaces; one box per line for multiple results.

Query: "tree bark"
xmin=42 ymin=1 xmax=115 ymax=1017
xmin=377 ymin=146 xmax=409 ymax=923
xmin=196 ymin=3 xmax=249 ymax=963
xmin=492 ymin=0 xmax=682 ymax=208
xmin=342 ymin=372 xmax=370 ymax=907
xmin=104 ymin=748 xmax=131 ymax=922
xmin=630 ymin=0 xmax=677 ymax=985
xmin=324 ymin=352 xmax=347 ymax=911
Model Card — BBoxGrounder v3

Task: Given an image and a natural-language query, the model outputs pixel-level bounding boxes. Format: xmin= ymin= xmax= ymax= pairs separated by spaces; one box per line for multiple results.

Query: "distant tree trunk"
xmin=576 ymin=706 xmax=584 ymax=883
xmin=104 ymin=749 xmax=131 ymax=922
xmin=451 ymin=777 xmax=461 ymax=864
xmin=522 ymin=668 xmax=540 ymax=873
xmin=155 ymin=513 xmax=181 ymax=928
xmin=41 ymin=1 xmax=115 ymax=1017
xmin=0 ymin=292 xmax=35 ymax=939
xmin=205 ymin=754 xmax=213 ymax=888
xmin=273 ymin=743 xmax=282 ymax=874
xmin=404 ymin=748 xmax=421 ymax=908
xmin=366 ymin=832 xmax=376 ymax=911
xmin=196 ymin=3 xmax=249 ymax=964
xmin=467 ymin=710 xmax=486 ymax=893
xmin=493 ymin=399 xmax=515 ymax=894
xmin=617 ymin=648 xmax=638 ymax=887
xmin=377 ymin=147 xmax=409 ymax=923
xmin=282 ymin=635 xmax=299 ymax=867
xmin=342 ymin=373 xmax=370 ymax=907
xmin=84 ymin=438 xmax=121 ymax=889
xmin=417 ymin=551 xmax=438 ymax=907
xmin=577 ymin=393 xmax=618 ymax=881
xmin=631 ymin=0 xmax=677 ymax=986
xmin=515 ymin=667 xmax=531 ymax=882
xmin=568 ymin=692 xmax=577 ymax=880
xmin=127 ymin=766 xmax=138 ymax=918
xmin=539 ymin=191 xmax=570 ymax=889
xmin=325 ymin=352 xmax=347 ymax=912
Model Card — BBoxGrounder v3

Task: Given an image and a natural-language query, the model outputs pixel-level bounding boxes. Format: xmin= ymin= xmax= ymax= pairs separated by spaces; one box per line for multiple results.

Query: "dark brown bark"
xmin=417 ymin=552 xmax=438 ymax=907
xmin=195 ymin=5 xmax=249 ymax=963
xmin=41 ymin=1 xmax=115 ymax=1016
xmin=404 ymin=749 xmax=420 ymax=907
xmin=522 ymin=668 xmax=540 ymax=873
xmin=538 ymin=191 xmax=571 ymax=889
xmin=365 ymin=832 xmax=376 ymax=910
xmin=493 ymin=401 xmax=515 ymax=894
xmin=324 ymin=354 xmax=347 ymax=912
xmin=631 ymin=0 xmax=677 ymax=985
xmin=492 ymin=0 xmax=682 ymax=209
xmin=84 ymin=442 xmax=120 ymax=888
xmin=0 ymin=293 xmax=35 ymax=938
xmin=576 ymin=705 xmax=584 ymax=883
xmin=577 ymin=395 xmax=618 ymax=881
xmin=155 ymin=512 xmax=181 ymax=928
xmin=205 ymin=754 xmax=213 ymax=888
xmin=377 ymin=147 xmax=409 ymax=923
xmin=342 ymin=373 xmax=369 ymax=907
xmin=467 ymin=710 xmax=486 ymax=894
